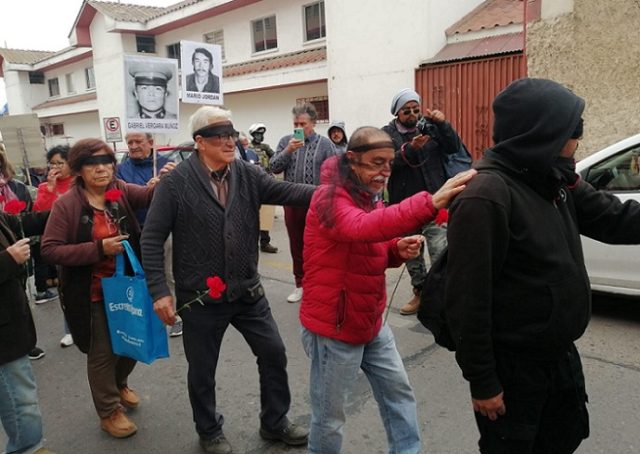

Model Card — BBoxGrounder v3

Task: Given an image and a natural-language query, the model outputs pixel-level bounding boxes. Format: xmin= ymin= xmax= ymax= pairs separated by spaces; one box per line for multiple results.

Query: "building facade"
xmin=0 ymin=0 xmax=484 ymax=151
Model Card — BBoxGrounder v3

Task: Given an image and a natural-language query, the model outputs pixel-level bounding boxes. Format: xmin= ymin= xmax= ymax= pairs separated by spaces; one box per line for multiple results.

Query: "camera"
xmin=416 ymin=117 xmax=439 ymax=139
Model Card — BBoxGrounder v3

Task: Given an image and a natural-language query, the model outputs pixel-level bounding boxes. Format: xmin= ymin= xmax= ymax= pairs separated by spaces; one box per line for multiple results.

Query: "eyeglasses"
xmin=48 ymin=161 xmax=66 ymax=167
xmin=204 ymin=133 xmax=239 ymax=142
xmin=400 ymin=108 xmax=421 ymax=116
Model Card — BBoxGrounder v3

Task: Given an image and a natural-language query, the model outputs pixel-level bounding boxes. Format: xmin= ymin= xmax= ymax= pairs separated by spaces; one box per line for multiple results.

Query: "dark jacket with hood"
xmin=383 ymin=118 xmax=463 ymax=204
xmin=445 ymin=78 xmax=640 ymax=400
xmin=0 ymin=211 xmax=48 ymax=365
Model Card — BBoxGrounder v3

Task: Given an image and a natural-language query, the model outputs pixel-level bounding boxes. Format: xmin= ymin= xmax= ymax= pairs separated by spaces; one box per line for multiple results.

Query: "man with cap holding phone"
xmin=383 ymin=88 xmax=465 ymax=316
xmin=128 ymin=63 xmax=176 ymax=119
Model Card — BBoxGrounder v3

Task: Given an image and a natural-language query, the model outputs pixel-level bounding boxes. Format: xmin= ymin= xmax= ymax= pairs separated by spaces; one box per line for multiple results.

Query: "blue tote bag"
xmin=101 ymin=240 xmax=169 ymax=364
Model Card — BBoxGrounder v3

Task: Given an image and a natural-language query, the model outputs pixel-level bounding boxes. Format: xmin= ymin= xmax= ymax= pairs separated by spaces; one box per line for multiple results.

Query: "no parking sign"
xmin=103 ymin=117 xmax=122 ymax=142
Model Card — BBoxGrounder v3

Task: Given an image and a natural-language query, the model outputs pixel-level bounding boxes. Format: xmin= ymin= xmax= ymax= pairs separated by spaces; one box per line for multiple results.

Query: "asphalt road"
xmin=3 ymin=209 xmax=640 ymax=453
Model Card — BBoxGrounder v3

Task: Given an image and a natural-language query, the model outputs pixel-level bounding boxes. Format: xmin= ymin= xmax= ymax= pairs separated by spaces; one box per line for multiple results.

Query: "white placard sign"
xmin=180 ymin=40 xmax=223 ymax=105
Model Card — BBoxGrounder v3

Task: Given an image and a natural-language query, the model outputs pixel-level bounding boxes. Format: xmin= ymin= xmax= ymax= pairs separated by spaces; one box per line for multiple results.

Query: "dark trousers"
xmin=475 ymin=345 xmax=589 ymax=454
xmin=88 ymin=302 xmax=137 ymax=418
xmin=284 ymin=205 xmax=308 ymax=287
xmin=32 ymin=242 xmax=56 ymax=293
xmin=180 ymin=296 xmax=291 ymax=439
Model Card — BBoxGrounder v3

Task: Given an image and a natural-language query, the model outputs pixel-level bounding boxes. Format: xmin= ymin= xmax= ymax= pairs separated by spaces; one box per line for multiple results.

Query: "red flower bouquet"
xmin=104 ymin=188 xmax=127 ymax=235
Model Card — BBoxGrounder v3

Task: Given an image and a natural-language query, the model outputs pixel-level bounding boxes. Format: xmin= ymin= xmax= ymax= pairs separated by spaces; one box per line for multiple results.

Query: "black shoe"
xmin=260 ymin=243 xmax=278 ymax=253
xmin=259 ymin=423 xmax=308 ymax=446
xmin=35 ymin=289 xmax=58 ymax=305
xmin=199 ymin=434 xmax=232 ymax=454
xmin=28 ymin=347 xmax=45 ymax=360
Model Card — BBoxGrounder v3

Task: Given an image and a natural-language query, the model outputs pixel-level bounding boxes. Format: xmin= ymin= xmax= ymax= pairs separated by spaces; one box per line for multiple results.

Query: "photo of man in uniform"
xmin=185 ymin=47 xmax=220 ymax=94
xmin=128 ymin=62 xmax=177 ymax=119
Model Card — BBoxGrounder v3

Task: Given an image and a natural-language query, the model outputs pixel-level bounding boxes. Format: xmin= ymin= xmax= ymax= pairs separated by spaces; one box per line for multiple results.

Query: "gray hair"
xmin=189 ymin=106 xmax=233 ymax=135
xmin=125 ymin=132 xmax=153 ymax=141
xmin=292 ymin=102 xmax=318 ymax=122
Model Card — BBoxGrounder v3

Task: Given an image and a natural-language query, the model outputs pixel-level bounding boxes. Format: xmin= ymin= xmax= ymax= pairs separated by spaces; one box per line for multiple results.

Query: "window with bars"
xmin=136 ymin=35 xmax=156 ymax=53
xmin=304 ymin=1 xmax=326 ymax=41
xmin=48 ymin=78 xmax=60 ymax=97
xmin=252 ymin=16 xmax=278 ymax=53
xmin=85 ymin=67 xmax=95 ymax=90
xmin=204 ymin=30 xmax=226 ymax=61
xmin=50 ymin=123 xmax=65 ymax=136
xmin=296 ymin=96 xmax=329 ymax=123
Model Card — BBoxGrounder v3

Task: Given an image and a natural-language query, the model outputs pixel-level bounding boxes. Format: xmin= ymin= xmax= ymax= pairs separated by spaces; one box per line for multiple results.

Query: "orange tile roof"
xmin=88 ymin=0 xmax=166 ymax=23
xmin=223 ymin=47 xmax=327 ymax=78
xmin=425 ymin=32 xmax=523 ymax=64
xmin=0 ymin=48 xmax=55 ymax=64
xmin=447 ymin=0 xmax=525 ymax=36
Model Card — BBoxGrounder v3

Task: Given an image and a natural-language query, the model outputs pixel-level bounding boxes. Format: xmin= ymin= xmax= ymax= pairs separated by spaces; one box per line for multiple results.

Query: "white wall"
xmin=41 ymin=57 xmax=95 ymax=101
xmin=325 ymin=0 xmax=483 ymax=133
xmin=41 ymin=111 xmax=101 ymax=149
xmin=541 ymin=0 xmax=574 ymax=19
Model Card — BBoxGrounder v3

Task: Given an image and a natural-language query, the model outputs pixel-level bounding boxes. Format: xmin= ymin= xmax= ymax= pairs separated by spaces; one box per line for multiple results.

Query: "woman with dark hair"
xmin=41 ymin=138 xmax=154 ymax=439
xmin=300 ymin=126 xmax=475 ymax=453
xmin=32 ymin=145 xmax=75 ymax=345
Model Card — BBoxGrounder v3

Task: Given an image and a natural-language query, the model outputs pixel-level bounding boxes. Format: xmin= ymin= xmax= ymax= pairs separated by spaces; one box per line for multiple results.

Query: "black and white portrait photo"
xmin=124 ymin=55 xmax=179 ymax=132
xmin=180 ymin=40 xmax=223 ymax=105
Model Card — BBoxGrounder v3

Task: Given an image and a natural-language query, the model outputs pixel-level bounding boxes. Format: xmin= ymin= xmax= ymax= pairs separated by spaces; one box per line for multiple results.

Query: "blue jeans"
xmin=301 ymin=324 xmax=421 ymax=454
xmin=0 ymin=356 xmax=43 ymax=454
xmin=406 ymin=221 xmax=447 ymax=290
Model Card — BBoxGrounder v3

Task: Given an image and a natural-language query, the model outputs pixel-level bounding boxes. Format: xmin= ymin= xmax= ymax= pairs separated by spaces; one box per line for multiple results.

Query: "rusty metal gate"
xmin=415 ymin=53 xmax=525 ymax=160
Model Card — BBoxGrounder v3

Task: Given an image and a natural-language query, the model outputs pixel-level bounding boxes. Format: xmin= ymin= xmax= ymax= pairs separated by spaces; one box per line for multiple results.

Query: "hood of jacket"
xmin=490 ymin=78 xmax=585 ymax=176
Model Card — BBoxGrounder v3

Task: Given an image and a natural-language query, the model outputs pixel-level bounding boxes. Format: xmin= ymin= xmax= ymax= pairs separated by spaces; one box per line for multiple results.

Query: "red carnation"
xmin=206 ymin=276 xmax=227 ymax=299
xmin=435 ymin=208 xmax=448 ymax=226
xmin=3 ymin=199 xmax=27 ymax=215
xmin=104 ymin=188 xmax=123 ymax=202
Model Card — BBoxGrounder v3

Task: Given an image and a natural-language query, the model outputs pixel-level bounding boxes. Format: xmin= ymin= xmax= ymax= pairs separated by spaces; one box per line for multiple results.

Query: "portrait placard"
xmin=124 ymin=55 xmax=179 ymax=133
xmin=180 ymin=40 xmax=223 ymax=105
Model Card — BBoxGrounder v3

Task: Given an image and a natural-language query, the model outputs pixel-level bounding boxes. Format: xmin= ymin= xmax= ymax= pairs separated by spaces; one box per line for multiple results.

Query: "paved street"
xmin=3 ymin=208 xmax=640 ymax=453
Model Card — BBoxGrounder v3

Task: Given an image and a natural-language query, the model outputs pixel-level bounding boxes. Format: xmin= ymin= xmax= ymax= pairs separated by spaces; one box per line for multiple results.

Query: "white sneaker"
xmin=60 ymin=334 xmax=74 ymax=347
xmin=287 ymin=287 xmax=303 ymax=303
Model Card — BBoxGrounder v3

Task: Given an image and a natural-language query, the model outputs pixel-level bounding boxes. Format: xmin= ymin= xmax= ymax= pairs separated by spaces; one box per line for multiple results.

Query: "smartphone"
xmin=293 ymin=128 xmax=305 ymax=141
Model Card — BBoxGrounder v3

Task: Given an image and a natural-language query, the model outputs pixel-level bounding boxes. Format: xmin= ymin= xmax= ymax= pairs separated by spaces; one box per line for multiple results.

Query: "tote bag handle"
xmin=114 ymin=240 xmax=144 ymax=278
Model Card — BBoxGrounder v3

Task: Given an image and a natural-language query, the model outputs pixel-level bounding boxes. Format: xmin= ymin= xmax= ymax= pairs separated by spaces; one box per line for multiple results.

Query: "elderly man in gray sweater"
xmin=141 ymin=106 xmax=314 ymax=454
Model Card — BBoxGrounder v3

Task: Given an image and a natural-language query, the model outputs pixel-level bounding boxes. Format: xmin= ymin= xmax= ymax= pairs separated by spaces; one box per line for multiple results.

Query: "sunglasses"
xmin=401 ymin=108 xmax=421 ymax=116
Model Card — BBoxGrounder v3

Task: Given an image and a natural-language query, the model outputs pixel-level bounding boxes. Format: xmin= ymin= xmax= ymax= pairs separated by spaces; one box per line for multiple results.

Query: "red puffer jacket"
xmin=300 ymin=156 xmax=438 ymax=344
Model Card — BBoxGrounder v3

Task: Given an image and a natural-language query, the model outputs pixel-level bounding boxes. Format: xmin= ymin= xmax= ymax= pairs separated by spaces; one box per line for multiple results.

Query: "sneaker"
xmin=60 ymin=333 xmax=74 ymax=348
xmin=100 ymin=407 xmax=137 ymax=438
xmin=286 ymin=287 xmax=303 ymax=303
xmin=260 ymin=243 xmax=278 ymax=253
xmin=28 ymin=347 xmax=45 ymax=360
xmin=199 ymin=434 xmax=232 ymax=454
xmin=35 ymin=289 xmax=58 ymax=304
xmin=259 ymin=422 xmax=309 ymax=446
xmin=399 ymin=288 xmax=421 ymax=315
xmin=119 ymin=386 xmax=140 ymax=408
xmin=169 ymin=320 xmax=183 ymax=337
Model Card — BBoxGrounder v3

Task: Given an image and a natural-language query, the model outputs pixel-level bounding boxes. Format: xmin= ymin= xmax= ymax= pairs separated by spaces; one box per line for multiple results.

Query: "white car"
xmin=577 ymin=133 xmax=640 ymax=296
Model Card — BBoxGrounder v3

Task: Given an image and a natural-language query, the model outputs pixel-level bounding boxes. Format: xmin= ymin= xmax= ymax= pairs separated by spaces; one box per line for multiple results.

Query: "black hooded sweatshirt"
xmin=445 ymin=78 xmax=640 ymax=400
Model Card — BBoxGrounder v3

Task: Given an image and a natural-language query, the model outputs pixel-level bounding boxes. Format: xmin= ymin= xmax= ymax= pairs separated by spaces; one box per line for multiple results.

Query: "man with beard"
xmin=186 ymin=48 xmax=220 ymax=94
xmin=446 ymin=78 xmax=640 ymax=453
xmin=383 ymin=88 xmax=464 ymax=315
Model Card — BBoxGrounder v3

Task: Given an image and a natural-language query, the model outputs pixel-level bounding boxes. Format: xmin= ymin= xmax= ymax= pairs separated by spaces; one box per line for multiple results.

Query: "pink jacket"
xmin=300 ymin=156 xmax=438 ymax=344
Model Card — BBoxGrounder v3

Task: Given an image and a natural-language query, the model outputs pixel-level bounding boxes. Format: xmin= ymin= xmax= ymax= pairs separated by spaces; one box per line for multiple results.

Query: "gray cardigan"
xmin=141 ymin=152 xmax=315 ymax=304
